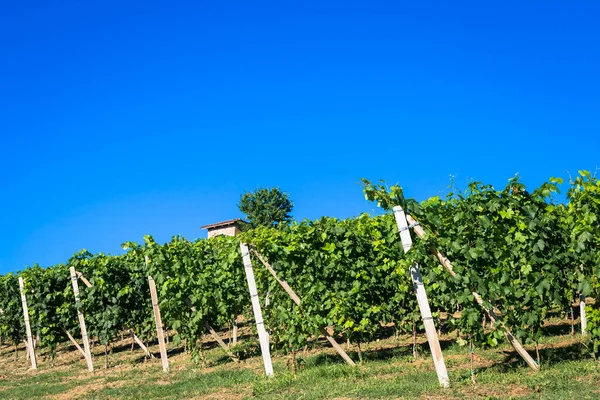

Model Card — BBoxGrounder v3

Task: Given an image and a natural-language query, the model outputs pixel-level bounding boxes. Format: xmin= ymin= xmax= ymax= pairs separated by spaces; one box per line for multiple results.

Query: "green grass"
xmin=0 ymin=322 xmax=599 ymax=399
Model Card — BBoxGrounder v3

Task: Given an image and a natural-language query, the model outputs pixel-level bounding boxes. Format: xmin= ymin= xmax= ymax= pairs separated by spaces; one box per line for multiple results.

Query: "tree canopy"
xmin=238 ymin=187 xmax=293 ymax=229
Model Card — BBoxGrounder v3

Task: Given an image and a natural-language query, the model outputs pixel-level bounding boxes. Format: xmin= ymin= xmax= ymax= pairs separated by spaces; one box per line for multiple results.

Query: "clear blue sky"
xmin=1 ymin=1 xmax=598 ymax=273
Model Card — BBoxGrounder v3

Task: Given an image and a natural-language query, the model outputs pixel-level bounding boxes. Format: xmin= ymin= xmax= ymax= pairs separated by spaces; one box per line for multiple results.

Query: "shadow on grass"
xmin=477 ymin=341 xmax=588 ymax=374
xmin=541 ymin=318 xmax=578 ymax=337
xmin=303 ymin=337 xmax=458 ymax=367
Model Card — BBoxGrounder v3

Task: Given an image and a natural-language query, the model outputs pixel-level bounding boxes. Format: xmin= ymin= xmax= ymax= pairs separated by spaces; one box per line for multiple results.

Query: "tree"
xmin=238 ymin=187 xmax=293 ymax=229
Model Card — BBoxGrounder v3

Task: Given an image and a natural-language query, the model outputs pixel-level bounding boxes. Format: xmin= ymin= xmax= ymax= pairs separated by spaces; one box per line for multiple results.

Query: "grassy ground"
xmin=0 ymin=319 xmax=598 ymax=399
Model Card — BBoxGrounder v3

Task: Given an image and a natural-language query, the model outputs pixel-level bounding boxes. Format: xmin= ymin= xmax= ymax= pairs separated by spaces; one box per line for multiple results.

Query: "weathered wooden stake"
xmin=240 ymin=243 xmax=274 ymax=377
xmin=75 ymin=271 xmax=92 ymax=288
xmin=18 ymin=277 xmax=37 ymax=370
xmin=394 ymin=206 xmax=449 ymax=388
xmin=412 ymin=323 xmax=418 ymax=358
xmin=580 ymin=295 xmax=587 ymax=336
xmin=69 ymin=267 xmax=94 ymax=372
xmin=470 ymin=341 xmax=476 ymax=384
xmin=63 ymin=328 xmax=87 ymax=360
xmin=148 ymin=274 xmax=169 ymax=372
xmin=252 ymin=249 xmax=356 ymax=367
xmin=203 ymin=321 xmax=240 ymax=363
xmin=580 ymin=265 xmax=587 ymax=336
xmin=129 ymin=329 xmax=153 ymax=358
xmin=406 ymin=214 xmax=540 ymax=372
xmin=232 ymin=319 xmax=238 ymax=346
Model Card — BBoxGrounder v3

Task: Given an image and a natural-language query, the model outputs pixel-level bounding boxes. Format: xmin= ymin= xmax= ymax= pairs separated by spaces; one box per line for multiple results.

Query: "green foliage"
xmin=69 ymin=250 xmax=154 ymax=346
xmin=0 ymin=171 xmax=597 ymax=368
xmin=361 ymin=173 xmax=595 ymax=347
xmin=0 ymin=273 xmax=25 ymax=344
xmin=565 ymin=171 xmax=600 ymax=351
xmin=361 ymin=178 xmax=422 ymax=214
xmin=242 ymin=214 xmax=419 ymax=349
xmin=142 ymin=235 xmax=248 ymax=360
xmin=23 ymin=263 xmax=77 ymax=356
xmin=239 ymin=187 xmax=294 ymax=229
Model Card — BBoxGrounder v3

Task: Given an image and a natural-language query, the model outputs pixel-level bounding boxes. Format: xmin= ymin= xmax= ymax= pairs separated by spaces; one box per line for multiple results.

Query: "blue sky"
xmin=1 ymin=1 xmax=598 ymax=273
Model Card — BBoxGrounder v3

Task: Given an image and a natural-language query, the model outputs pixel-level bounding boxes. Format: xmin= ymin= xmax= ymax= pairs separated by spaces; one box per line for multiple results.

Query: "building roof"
xmin=200 ymin=218 xmax=248 ymax=230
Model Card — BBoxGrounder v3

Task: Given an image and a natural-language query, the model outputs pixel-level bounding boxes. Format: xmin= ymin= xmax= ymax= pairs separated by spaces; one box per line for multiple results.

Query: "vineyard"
xmin=1 ymin=171 xmax=599 ymax=399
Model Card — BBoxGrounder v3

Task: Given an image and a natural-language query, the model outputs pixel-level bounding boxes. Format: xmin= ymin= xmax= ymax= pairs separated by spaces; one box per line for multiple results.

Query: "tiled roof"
xmin=200 ymin=218 xmax=247 ymax=230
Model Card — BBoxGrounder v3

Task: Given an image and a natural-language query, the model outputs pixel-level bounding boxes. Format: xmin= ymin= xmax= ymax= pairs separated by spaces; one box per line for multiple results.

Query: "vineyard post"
xmin=69 ymin=266 xmax=94 ymax=372
xmin=240 ymin=243 xmax=274 ymax=377
xmin=405 ymin=214 xmax=540 ymax=372
xmin=147 ymin=274 xmax=169 ymax=372
xmin=63 ymin=328 xmax=88 ymax=360
xmin=393 ymin=206 xmax=449 ymax=388
xmin=252 ymin=249 xmax=357 ymax=367
xmin=580 ymin=296 xmax=587 ymax=336
xmin=580 ymin=265 xmax=587 ymax=336
xmin=76 ymin=271 xmax=92 ymax=289
xmin=18 ymin=277 xmax=37 ymax=370
xmin=203 ymin=321 xmax=240 ymax=363
xmin=232 ymin=319 xmax=238 ymax=346
xmin=128 ymin=329 xmax=153 ymax=359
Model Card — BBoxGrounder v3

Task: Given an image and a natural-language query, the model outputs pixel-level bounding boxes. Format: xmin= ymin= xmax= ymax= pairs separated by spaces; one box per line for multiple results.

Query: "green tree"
xmin=238 ymin=187 xmax=293 ymax=228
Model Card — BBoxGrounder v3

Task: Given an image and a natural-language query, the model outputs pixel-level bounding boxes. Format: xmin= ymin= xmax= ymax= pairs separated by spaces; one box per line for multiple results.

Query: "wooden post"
xmin=470 ymin=341 xmax=476 ymax=383
xmin=252 ymin=249 xmax=357 ymax=367
xmin=129 ymin=329 xmax=153 ymax=358
xmin=232 ymin=319 xmax=238 ymax=346
xmin=405 ymin=214 xmax=540 ymax=372
xmin=580 ymin=265 xmax=587 ymax=336
xmin=148 ymin=275 xmax=169 ymax=372
xmin=18 ymin=277 xmax=37 ymax=370
xmin=410 ymin=264 xmax=449 ymax=386
xmin=63 ymin=328 xmax=88 ymax=359
xmin=70 ymin=267 xmax=94 ymax=372
xmin=76 ymin=271 xmax=92 ymax=288
xmin=240 ymin=243 xmax=274 ymax=376
xmin=203 ymin=321 xmax=240 ymax=363
xmin=393 ymin=206 xmax=449 ymax=388
xmin=580 ymin=295 xmax=587 ymax=336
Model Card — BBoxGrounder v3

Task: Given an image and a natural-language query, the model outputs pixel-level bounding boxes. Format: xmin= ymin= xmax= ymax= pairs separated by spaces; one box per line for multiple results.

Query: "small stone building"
xmin=201 ymin=218 xmax=247 ymax=238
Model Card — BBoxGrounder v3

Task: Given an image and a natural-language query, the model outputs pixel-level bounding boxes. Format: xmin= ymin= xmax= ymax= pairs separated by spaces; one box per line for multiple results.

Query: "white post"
xmin=580 ymin=265 xmax=587 ymax=336
xmin=70 ymin=267 xmax=94 ymax=372
xmin=232 ymin=319 xmax=238 ymax=346
xmin=580 ymin=296 xmax=587 ymax=336
xmin=393 ymin=206 xmax=449 ymax=388
xmin=19 ymin=277 xmax=36 ymax=370
xmin=240 ymin=243 xmax=274 ymax=376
